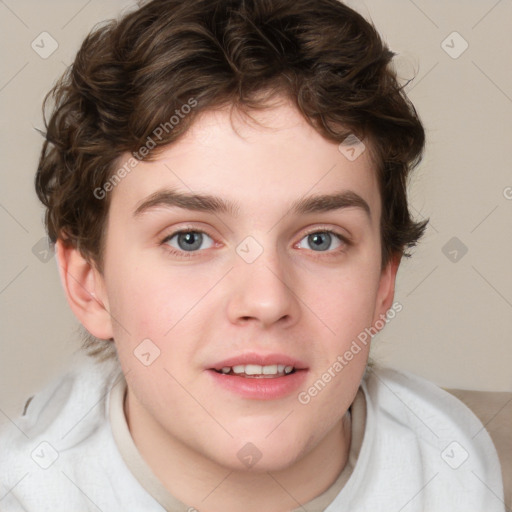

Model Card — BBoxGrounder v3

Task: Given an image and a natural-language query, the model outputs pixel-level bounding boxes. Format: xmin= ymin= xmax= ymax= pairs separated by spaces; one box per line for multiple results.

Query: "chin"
xmin=207 ymin=432 xmax=310 ymax=473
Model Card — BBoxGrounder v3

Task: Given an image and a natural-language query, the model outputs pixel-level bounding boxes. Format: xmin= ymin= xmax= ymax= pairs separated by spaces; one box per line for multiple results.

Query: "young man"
xmin=0 ymin=0 xmax=505 ymax=510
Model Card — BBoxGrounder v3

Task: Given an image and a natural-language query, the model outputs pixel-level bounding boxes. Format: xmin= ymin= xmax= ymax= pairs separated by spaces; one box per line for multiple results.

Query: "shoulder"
xmin=328 ymin=365 xmax=506 ymax=511
xmin=364 ymin=365 xmax=492 ymax=441
xmin=2 ymin=352 xmax=121 ymax=443
xmin=0 ymin=353 xmax=123 ymax=510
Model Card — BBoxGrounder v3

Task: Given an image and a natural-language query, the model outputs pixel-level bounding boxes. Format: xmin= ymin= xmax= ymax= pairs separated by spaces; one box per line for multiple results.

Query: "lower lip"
xmin=206 ymin=369 xmax=308 ymax=400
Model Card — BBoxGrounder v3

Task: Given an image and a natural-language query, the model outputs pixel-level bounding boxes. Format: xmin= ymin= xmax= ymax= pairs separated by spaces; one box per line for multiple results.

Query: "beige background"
xmin=1 ymin=0 xmax=511 ymax=427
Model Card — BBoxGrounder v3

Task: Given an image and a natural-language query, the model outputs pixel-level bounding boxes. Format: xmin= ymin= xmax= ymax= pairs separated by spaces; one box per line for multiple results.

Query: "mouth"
xmin=208 ymin=352 xmax=308 ymax=378
xmin=206 ymin=353 xmax=308 ymax=399
xmin=211 ymin=364 xmax=298 ymax=378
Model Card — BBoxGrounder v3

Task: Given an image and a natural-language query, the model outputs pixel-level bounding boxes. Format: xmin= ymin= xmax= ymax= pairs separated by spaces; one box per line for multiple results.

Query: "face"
xmin=96 ymin=99 xmax=395 ymax=472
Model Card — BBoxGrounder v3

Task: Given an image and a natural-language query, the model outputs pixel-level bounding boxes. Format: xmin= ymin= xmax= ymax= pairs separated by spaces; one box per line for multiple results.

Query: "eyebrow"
xmin=133 ymin=189 xmax=240 ymax=217
xmin=133 ymin=188 xmax=371 ymax=219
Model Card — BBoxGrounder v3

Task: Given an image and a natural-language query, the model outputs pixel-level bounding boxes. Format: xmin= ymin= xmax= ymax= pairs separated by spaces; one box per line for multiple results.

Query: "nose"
xmin=225 ymin=244 xmax=301 ymax=329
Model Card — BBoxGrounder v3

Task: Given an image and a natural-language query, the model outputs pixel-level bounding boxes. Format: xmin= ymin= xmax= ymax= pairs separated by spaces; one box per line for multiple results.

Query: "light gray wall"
xmin=1 ymin=0 xmax=511 ymax=427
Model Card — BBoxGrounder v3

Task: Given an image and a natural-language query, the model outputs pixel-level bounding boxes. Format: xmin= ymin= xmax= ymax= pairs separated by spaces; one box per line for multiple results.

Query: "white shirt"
xmin=0 ymin=352 xmax=505 ymax=511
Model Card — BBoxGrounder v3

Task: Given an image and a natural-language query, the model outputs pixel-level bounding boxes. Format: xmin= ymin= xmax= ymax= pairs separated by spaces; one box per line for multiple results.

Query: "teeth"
xmin=263 ymin=365 xmax=277 ymax=375
xmin=218 ymin=364 xmax=295 ymax=376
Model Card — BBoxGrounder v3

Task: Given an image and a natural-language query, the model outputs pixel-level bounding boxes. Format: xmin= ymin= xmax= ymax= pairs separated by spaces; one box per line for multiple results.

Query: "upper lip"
xmin=208 ymin=352 xmax=308 ymax=371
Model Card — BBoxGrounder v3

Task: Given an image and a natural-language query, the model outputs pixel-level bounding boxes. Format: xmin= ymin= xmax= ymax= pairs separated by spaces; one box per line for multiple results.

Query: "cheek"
xmin=303 ymin=263 xmax=381 ymax=344
xmin=107 ymin=261 xmax=186 ymax=330
xmin=301 ymin=268 xmax=379 ymax=417
xmin=106 ymin=261 xmax=218 ymax=368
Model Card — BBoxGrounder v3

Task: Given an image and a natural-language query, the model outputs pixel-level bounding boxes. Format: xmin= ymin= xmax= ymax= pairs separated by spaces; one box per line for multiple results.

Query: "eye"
xmin=296 ymin=230 xmax=346 ymax=252
xmin=163 ymin=230 xmax=215 ymax=252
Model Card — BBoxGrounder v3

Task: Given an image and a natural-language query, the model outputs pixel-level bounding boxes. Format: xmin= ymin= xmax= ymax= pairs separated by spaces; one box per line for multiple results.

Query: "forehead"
xmin=108 ymin=101 xmax=381 ymax=223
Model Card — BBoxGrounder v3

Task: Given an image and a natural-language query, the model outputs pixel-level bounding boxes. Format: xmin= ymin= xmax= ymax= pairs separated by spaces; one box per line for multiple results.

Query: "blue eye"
xmin=164 ymin=230 xmax=214 ymax=252
xmin=297 ymin=231 xmax=345 ymax=252
xmin=161 ymin=227 xmax=348 ymax=259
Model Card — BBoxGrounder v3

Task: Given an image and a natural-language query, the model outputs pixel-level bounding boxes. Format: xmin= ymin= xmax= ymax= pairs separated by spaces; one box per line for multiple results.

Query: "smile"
xmin=214 ymin=364 xmax=296 ymax=378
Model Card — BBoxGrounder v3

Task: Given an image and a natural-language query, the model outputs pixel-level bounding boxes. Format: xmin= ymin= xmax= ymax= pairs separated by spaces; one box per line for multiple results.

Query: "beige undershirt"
xmin=108 ymin=373 xmax=366 ymax=512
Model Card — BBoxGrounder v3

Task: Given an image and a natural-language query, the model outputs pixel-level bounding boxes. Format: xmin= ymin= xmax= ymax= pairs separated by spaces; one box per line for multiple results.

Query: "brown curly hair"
xmin=35 ymin=0 xmax=427 ymax=359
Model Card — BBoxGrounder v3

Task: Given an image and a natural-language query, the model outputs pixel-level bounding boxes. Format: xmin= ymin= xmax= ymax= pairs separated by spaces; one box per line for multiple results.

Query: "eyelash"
xmin=160 ymin=226 xmax=351 ymax=259
xmin=160 ymin=227 xmax=216 ymax=259
xmin=299 ymin=228 xmax=351 ymax=258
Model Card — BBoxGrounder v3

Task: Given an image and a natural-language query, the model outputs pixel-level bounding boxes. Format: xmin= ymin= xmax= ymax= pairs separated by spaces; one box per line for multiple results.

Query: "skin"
xmin=57 ymin=97 xmax=399 ymax=512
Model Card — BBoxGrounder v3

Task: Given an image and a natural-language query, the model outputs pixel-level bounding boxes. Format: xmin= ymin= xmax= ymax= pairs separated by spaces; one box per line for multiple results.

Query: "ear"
xmin=372 ymin=253 xmax=401 ymax=327
xmin=55 ymin=239 xmax=114 ymax=340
